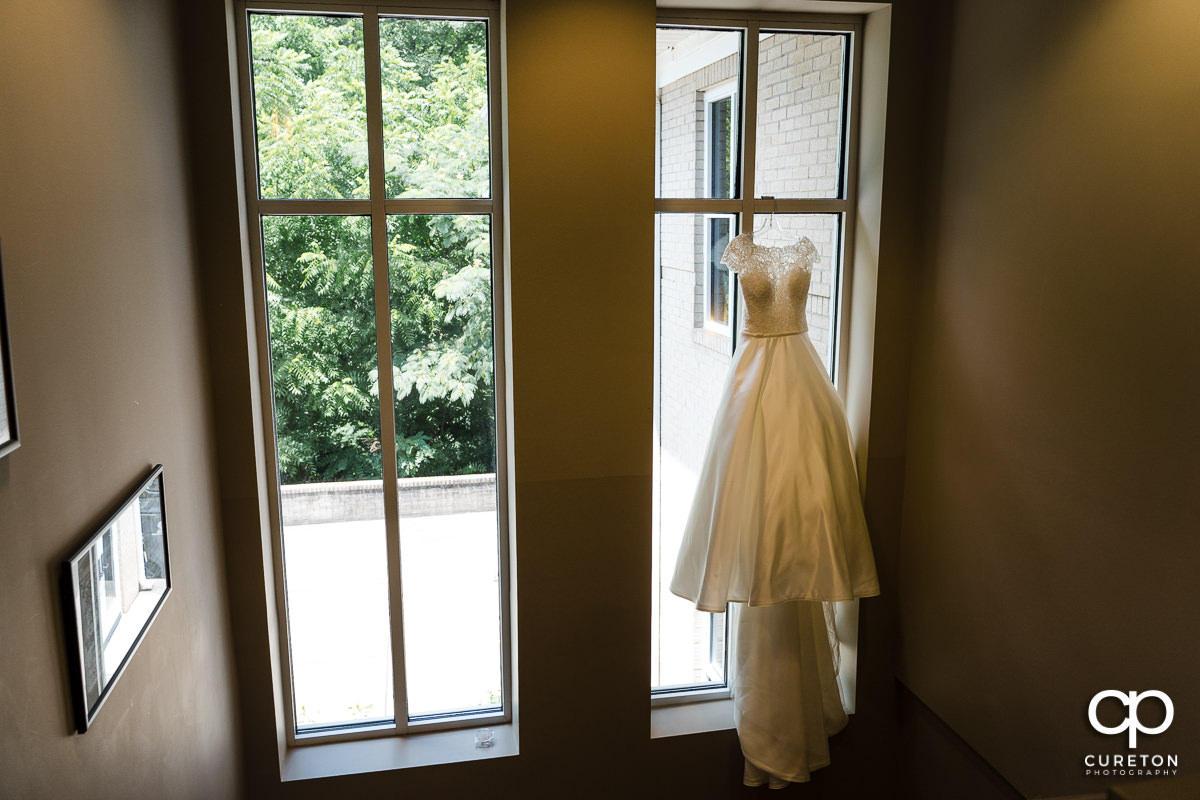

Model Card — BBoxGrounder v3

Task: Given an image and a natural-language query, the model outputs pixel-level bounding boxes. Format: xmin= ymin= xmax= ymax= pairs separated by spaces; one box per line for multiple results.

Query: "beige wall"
xmin=898 ymin=0 xmax=1200 ymax=796
xmin=0 ymin=0 xmax=242 ymax=798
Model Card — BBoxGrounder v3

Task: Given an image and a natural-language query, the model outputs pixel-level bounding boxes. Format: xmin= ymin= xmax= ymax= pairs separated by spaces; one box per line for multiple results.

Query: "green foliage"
xmin=380 ymin=18 xmax=490 ymax=198
xmin=251 ymin=15 xmax=370 ymax=199
xmin=251 ymin=13 xmax=495 ymax=484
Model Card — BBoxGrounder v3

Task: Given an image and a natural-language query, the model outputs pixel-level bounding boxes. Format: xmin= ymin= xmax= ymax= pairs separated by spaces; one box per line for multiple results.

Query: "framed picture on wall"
xmin=61 ymin=465 xmax=172 ymax=733
xmin=0 ymin=242 xmax=19 ymax=459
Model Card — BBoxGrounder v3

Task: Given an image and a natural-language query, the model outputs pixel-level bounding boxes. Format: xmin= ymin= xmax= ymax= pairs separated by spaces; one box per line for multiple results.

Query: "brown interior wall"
xmin=898 ymin=1 xmax=1200 ymax=796
xmin=176 ymin=0 xmax=290 ymax=791
xmin=0 ymin=1 xmax=243 ymax=798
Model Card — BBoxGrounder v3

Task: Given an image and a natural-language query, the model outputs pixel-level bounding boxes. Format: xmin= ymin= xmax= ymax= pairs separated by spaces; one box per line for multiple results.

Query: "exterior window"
xmin=705 ymin=214 xmax=733 ymax=327
xmin=703 ymin=84 xmax=736 ymax=329
xmin=705 ymin=84 xmax=737 ymax=200
xmin=236 ymin=3 xmax=509 ymax=742
xmin=653 ymin=15 xmax=861 ymax=698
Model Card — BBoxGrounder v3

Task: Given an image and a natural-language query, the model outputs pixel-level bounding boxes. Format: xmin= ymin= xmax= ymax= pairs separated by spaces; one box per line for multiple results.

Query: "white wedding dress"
xmin=670 ymin=232 xmax=879 ymax=786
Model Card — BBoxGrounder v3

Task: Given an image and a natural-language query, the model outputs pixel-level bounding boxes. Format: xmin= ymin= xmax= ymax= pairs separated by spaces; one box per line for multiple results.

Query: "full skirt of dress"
xmin=670 ymin=331 xmax=879 ymax=612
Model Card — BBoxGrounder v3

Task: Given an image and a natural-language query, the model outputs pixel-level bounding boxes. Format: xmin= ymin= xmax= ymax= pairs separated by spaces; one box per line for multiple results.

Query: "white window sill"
xmin=693 ymin=323 xmax=734 ymax=355
xmin=280 ymin=723 xmax=518 ymax=782
xmin=650 ymin=697 xmax=735 ymax=739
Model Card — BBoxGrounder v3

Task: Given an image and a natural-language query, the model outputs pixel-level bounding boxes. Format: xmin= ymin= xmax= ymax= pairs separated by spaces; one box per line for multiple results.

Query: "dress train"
xmin=731 ymin=599 xmax=847 ymax=787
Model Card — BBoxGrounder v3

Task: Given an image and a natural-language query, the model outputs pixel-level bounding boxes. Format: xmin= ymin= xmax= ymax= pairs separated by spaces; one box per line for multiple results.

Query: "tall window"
xmin=236 ymin=3 xmax=508 ymax=742
xmin=653 ymin=13 xmax=860 ymax=697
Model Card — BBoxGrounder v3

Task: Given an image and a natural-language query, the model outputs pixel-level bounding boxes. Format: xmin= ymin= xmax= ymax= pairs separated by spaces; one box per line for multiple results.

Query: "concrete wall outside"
xmin=279 ymin=474 xmax=497 ymax=525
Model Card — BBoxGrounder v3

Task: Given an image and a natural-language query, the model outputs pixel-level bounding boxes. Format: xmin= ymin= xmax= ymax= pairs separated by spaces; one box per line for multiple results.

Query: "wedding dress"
xmin=670 ymin=232 xmax=879 ymax=609
xmin=669 ymin=231 xmax=879 ymax=786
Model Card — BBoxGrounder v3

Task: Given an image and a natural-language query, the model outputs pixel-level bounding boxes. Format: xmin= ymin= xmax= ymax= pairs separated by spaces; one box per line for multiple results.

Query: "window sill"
xmin=693 ymin=323 xmax=733 ymax=355
xmin=280 ymin=722 xmax=518 ymax=782
xmin=650 ymin=697 xmax=735 ymax=739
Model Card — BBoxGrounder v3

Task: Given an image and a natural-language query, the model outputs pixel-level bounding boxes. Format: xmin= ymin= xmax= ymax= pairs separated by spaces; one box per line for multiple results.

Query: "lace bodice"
xmin=722 ymin=233 xmax=820 ymax=337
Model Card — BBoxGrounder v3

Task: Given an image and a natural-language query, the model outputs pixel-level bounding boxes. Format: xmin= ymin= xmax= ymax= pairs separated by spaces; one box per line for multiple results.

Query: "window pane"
xmin=751 ymin=213 xmax=842 ymax=374
xmin=707 ymin=215 xmax=733 ymax=326
xmin=386 ymin=214 xmax=502 ymax=717
xmin=656 ymin=27 xmax=742 ymax=200
xmin=707 ymin=95 xmax=736 ymax=199
xmin=755 ymin=32 xmax=847 ymax=199
xmin=249 ymin=14 xmax=369 ymax=200
xmin=75 ymin=553 xmax=101 ymax=709
xmin=380 ymin=18 xmax=490 ymax=199
xmin=653 ymin=213 xmax=730 ymax=690
xmin=261 ymin=215 xmax=394 ymax=731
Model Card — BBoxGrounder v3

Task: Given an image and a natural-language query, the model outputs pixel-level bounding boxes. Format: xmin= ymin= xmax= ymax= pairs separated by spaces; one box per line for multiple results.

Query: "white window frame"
xmin=232 ymin=0 xmax=511 ymax=748
xmin=653 ymin=9 xmax=867 ymax=711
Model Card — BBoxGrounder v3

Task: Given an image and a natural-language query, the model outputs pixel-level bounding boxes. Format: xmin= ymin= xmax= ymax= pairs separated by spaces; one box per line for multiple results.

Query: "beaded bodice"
xmin=722 ymin=233 xmax=819 ymax=337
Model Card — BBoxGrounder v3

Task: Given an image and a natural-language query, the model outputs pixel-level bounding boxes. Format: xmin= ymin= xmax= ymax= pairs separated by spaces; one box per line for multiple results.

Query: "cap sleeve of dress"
xmin=798 ymin=236 xmax=821 ymax=268
xmin=721 ymin=234 xmax=752 ymax=273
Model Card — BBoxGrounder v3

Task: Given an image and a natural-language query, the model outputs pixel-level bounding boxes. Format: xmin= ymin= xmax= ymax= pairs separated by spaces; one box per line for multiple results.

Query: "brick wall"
xmin=755 ymin=32 xmax=845 ymax=199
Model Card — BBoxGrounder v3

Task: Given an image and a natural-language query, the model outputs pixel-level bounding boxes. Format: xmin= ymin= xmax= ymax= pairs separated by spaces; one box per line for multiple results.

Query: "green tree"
xmin=250 ymin=14 xmax=494 ymax=484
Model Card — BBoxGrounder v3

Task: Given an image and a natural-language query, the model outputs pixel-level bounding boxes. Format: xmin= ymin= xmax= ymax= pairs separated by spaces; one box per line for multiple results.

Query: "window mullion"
xmin=654 ymin=199 xmax=847 ymax=214
xmin=654 ymin=199 xmax=742 ymax=213
xmin=362 ymin=5 xmax=410 ymax=734
xmin=484 ymin=7 xmax=514 ymax=724
xmin=834 ymin=28 xmax=864 ymax=392
xmin=739 ymin=22 xmax=759 ymax=236
xmin=256 ymin=199 xmax=374 ymax=215
xmin=751 ymin=198 xmax=848 ymax=214
xmin=731 ymin=23 xmax=760 ymax=352
xmin=383 ymin=198 xmax=493 ymax=213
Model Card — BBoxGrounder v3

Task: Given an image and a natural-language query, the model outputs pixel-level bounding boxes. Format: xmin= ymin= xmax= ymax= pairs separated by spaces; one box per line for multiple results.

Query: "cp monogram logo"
xmin=1088 ymin=690 xmax=1174 ymax=748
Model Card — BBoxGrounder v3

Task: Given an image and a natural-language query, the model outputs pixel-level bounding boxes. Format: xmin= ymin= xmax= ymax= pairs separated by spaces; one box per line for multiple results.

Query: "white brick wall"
xmin=755 ymin=33 xmax=845 ymax=198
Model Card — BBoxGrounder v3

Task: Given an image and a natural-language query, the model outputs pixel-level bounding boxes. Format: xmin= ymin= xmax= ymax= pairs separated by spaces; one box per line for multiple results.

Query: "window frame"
xmin=232 ymin=0 xmax=511 ymax=747
xmin=652 ymin=9 xmax=865 ymax=706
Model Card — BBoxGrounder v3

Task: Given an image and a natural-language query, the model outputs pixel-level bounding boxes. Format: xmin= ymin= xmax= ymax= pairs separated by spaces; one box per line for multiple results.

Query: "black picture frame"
xmin=61 ymin=465 xmax=172 ymax=733
xmin=0 ymin=241 xmax=19 ymax=459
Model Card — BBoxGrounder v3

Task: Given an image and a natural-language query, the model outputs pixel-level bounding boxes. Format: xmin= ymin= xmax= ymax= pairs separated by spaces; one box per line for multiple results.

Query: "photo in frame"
xmin=61 ymin=465 xmax=172 ymax=732
xmin=0 ymin=241 xmax=19 ymax=459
